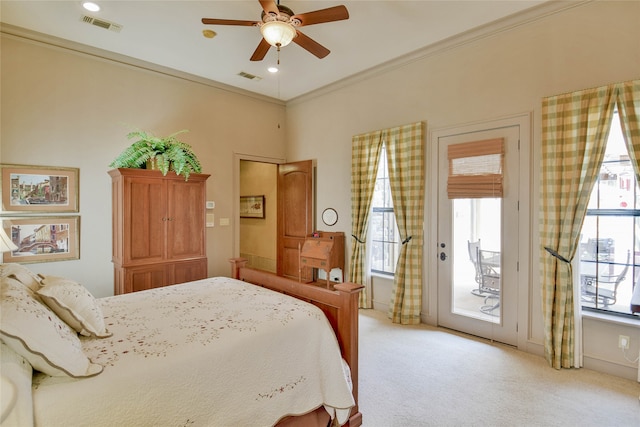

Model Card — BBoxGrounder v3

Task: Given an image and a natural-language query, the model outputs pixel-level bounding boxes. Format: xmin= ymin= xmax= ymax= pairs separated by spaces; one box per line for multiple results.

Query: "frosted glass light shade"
xmin=260 ymin=21 xmax=296 ymax=47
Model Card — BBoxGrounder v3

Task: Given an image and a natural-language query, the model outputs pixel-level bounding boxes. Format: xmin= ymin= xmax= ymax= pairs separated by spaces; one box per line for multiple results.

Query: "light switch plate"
xmin=206 ymin=213 xmax=215 ymax=227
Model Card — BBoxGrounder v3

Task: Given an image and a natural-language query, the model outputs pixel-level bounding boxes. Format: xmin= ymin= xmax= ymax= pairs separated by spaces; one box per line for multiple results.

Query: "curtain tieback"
xmin=544 ymin=247 xmax=571 ymax=263
xmin=352 ymin=234 xmax=365 ymax=244
xmin=402 ymin=236 xmax=412 ymax=245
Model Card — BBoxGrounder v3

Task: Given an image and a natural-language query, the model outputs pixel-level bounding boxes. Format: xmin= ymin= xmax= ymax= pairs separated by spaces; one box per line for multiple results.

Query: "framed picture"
xmin=1 ymin=216 xmax=80 ymax=263
xmin=1 ymin=164 xmax=79 ymax=213
xmin=240 ymin=195 xmax=265 ymax=219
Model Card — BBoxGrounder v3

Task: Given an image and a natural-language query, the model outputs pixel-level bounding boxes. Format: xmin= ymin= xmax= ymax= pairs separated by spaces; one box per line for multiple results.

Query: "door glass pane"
xmin=452 ymin=198 xmax=502 ymax=323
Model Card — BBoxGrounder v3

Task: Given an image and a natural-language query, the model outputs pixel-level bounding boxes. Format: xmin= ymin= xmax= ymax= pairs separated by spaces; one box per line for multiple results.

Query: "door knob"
xmin=440 ymin=252 xmax=448 ymax=261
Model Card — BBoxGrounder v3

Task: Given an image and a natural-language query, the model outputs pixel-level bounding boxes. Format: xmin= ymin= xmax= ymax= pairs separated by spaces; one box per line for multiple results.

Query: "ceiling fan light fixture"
xmin=260 ymin=21 xmax=296 ymax=48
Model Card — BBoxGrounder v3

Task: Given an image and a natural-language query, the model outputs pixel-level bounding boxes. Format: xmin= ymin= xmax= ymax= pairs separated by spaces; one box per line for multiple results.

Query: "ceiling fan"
xmin=202 ymin=0 xmax=349 ymax=61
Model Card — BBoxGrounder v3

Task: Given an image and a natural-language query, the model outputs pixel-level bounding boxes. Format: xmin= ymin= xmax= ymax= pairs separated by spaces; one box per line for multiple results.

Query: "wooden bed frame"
xmin=229 ymin=258 xmax=363 ymax=427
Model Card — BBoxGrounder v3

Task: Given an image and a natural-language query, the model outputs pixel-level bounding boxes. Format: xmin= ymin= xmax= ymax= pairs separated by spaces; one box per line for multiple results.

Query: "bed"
xmin=0 ymin=261 xmax=363 ymax=427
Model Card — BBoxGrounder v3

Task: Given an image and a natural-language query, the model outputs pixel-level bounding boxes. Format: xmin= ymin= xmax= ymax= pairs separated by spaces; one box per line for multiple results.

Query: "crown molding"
xmin=287 ymin=0 xmax=591 ymax=105
xmin=0 ymin=22 xmax=286 ymax=107
xmin=1 ymin=1 xmax=590 ymax=107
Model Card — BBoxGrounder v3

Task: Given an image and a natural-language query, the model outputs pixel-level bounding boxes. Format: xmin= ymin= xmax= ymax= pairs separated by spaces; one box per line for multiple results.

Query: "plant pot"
xmin=145 ymin=159 xmax=158 ymax=170
xmin=144 ymin=159 xmax=173 ymax=171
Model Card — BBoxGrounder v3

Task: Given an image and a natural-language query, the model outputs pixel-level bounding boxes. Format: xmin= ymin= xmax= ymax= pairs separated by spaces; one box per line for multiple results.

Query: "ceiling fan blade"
xmin=293 ymin=30 xmax=330 ymax=59
xmin=259 ymin=0 xmax=279 ymax=16
xmin=292 ymin=5 xmax=349 ymax=26
xmin=202 ymin=18 xmax=258 ymax=26
xmin=250 ymin=38 xmax=271 ymax=61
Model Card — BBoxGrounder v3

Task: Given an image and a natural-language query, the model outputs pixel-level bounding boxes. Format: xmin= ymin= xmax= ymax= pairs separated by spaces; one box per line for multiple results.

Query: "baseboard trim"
xmin=583 ymin=355 xmax=639 ymax=382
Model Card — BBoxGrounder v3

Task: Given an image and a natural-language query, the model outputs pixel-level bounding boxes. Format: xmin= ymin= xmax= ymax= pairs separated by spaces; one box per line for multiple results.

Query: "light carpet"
xmin=358 ymin=309 xmax=640 ymax=426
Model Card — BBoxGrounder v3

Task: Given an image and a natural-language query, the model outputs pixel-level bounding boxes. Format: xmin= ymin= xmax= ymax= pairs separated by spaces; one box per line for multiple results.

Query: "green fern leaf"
xmin=110 ymin=129 xmax=201 ymax=180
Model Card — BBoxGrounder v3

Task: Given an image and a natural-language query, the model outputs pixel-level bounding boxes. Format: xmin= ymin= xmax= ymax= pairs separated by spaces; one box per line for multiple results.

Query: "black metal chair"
xmin=581 ymin=249 xmax=630 ymax=306
xmin=468 ymin=239 xmax=483 ymax=294
xmin=477 ymin=249 xmax=501 ymax=314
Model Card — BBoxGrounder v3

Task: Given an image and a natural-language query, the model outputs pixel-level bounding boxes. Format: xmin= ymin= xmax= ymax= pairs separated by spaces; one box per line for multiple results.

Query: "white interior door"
xmin=436 ymin=123 xmax=521 ymax=346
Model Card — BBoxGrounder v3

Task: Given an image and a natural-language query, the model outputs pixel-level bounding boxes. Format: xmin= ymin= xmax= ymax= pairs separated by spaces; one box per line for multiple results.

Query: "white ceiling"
xmin=1 ymin=1 xmax=553 ymax=101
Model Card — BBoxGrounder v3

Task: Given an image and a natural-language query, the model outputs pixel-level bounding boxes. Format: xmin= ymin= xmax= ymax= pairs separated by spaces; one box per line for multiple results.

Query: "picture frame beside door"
xmin=240 ymin=195 xmax=265 ymax=219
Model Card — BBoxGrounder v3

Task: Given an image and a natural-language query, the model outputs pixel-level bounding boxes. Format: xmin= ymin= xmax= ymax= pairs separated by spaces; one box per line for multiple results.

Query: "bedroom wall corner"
xmin=0 ymin=33 xmax=286 ymax=297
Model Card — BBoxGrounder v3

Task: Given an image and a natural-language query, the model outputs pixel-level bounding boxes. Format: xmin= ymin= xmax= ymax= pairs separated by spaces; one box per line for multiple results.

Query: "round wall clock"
xmin=321 ymin=208 xmax=338 ymax=226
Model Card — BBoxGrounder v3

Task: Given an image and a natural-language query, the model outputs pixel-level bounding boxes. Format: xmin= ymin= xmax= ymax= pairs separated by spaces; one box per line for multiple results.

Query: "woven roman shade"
xmin=447 ymin=138 xmax=504 ymax=198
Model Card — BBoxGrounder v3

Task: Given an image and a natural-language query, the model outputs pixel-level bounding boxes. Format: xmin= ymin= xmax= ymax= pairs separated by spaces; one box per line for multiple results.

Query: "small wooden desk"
xmin=299 ymin=232 xmax=345 ymax=287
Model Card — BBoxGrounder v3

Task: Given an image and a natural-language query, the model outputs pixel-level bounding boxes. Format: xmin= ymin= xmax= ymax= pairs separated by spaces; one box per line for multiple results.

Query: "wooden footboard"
xmin=229 ymin=258 xmax=363 ymax=427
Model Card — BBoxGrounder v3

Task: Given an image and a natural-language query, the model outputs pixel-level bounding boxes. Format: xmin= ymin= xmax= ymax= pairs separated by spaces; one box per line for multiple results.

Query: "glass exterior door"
xmin=436 ymin=124 xmax=520 ymax=346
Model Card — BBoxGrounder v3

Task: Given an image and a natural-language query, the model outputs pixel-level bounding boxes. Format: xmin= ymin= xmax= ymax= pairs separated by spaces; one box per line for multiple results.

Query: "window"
xmin=580 ymin=112 xmax=639 ymax=317
xmin=370 ymin=146 xmax=400 ymax=275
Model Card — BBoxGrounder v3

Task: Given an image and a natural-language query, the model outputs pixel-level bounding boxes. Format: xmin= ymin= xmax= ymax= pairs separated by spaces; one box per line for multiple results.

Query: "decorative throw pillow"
xmin=0 ymin=263 xmax=42 ymax=293
xmin=37 ymin=275 xmax=112 ymax=338
xmin=0 ymin=276 xmax=103 ymax=378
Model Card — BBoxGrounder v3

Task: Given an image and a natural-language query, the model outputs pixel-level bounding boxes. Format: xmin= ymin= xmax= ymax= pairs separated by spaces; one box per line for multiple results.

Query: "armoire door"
xmin=277 ymin=160 xmax=314 ymax=280
xmin=167 ymin=178 xmax=207 ymax=260
xmin=126 ymin=177 xmax=166 ymax=264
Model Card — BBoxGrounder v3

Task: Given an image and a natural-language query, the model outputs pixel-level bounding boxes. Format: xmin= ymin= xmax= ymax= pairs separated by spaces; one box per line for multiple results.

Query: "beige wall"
xmin=0 ymin=34 xmax=286 ymax=297
xmin=239 ymin=160 xmax=277 ymax=272
xmin=1 ymin=1 xmax=639 ymax=380
xmin=284 ymin=1 xmax=640 ymax=379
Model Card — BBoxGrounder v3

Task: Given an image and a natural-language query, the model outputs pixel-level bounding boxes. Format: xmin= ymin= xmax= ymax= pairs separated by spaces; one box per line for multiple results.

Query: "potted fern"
xmin=109 ymin=129 xmax=202 ymax=180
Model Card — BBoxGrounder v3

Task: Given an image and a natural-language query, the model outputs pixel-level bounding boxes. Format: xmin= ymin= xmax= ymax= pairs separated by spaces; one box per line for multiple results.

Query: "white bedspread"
xmin=32 ymin=277 xmax=354 ymax=426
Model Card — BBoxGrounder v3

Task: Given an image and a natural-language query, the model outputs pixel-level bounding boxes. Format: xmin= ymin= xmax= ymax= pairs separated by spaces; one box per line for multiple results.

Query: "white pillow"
xmin=37 ymin=275 xmax=112 ymax=338
xmin=0 ymin=263 xmax=42 ymax=293
xmin=0 ymin=341 xmax=34 ymax=427
xmin=0 ymin=276 xmax=103 ymax=378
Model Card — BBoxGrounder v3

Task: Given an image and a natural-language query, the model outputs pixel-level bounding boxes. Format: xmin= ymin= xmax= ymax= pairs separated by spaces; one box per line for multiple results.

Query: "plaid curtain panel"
xmin=540 ymin=80 xmax=639 ymax=369
xmin=350 ymin=131 xmax=383 ymax=308
xmin=386 ymin=122 xmax=424 ymax=325
xmin=350 ymin=122 xmax=424 ymax=318
xmin=618 ymin=80 xmax=640 ymax=181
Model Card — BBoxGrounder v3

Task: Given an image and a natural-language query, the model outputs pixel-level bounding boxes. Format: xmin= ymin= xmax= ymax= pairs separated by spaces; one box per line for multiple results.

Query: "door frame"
xmin=425 ymin=113 xmax=531 ymax=350
xmin=233 ymin=153 xmax=285 ymax=259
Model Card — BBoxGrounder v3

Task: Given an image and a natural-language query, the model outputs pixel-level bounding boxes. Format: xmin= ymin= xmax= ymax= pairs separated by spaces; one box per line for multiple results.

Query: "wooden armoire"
xmin=109 ymin=168 xmax=210 ymax=294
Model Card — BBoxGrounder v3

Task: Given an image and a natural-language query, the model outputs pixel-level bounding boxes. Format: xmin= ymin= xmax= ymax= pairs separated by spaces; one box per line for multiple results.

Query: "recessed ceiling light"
xmin=268 ymin=67 xmax=279 ymax=73
xmin=82 ymin=2 xmax=101 ymax=12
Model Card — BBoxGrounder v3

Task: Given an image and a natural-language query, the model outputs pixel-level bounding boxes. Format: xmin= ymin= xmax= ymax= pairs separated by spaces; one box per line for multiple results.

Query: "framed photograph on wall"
xmin=240 ymin=195 xmax=265 ymax=219
xmin=1 ymin=216 xmax=80 ymax=263
xmin=1 ymin=164 xmax=79 ymax=213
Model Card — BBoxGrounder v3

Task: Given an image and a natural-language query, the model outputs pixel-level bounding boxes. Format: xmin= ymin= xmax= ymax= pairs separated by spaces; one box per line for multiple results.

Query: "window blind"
xmin=447 ymin=138 xmax=504 ymax=199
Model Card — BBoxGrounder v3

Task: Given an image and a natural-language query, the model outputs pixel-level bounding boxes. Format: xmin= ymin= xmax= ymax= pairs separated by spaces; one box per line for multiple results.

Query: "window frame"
xmin=369 ymin=146 xmax=400 ymax=276
xmin=580 ymin=208 xmax=639 ymax=318
xmin=579 ymin=113 xmax=639 ymax=318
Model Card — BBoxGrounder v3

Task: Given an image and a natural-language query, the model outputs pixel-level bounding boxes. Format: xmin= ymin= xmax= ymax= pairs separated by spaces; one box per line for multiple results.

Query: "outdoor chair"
xmin=581 ymin=249 xmax=630 ymax=306
xmin=477 ymin=249 xmax=501 ymax=314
